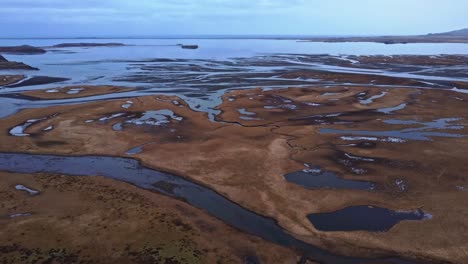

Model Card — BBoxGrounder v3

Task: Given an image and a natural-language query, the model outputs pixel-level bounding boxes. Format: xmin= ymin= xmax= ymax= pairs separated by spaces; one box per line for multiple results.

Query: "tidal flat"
xmin=1 ymin=41 xmax=468 ymax=264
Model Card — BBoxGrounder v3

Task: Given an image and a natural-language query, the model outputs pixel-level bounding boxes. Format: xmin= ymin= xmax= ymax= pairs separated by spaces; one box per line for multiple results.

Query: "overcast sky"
xmin=1 ymin=0 xmax=467 ymax=37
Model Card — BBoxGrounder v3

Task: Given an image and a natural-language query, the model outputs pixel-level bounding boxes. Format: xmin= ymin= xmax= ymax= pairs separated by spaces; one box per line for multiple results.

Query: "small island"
xmin=0 ymin=45 xmax=46 ymax=54
xmin=0 ymin=43 xmax=126 ymax=56
xmin=50 ymin=43 xmax=126 ymax=48
xmin=0 ymin=54 xmax=38 ymax=70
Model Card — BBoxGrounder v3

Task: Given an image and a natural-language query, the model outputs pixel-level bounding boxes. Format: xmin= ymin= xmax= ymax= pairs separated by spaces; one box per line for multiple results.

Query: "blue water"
xmin=1 ymin=39 xmax=468 ymax=58
xmin=1 ymin=38 xmax=467 ymax=121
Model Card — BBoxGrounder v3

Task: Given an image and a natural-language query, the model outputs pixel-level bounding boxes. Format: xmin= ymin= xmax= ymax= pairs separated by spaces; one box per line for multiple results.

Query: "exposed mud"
xmin=6 ymin=76 xmax=69 ymax=88
xmin=0 ymin=75 xmax=25 ymax=86
xmin=22 ymin=85 xmax=135 ymax=99
xmin=303 ymin=35 xmax=468 ymax=44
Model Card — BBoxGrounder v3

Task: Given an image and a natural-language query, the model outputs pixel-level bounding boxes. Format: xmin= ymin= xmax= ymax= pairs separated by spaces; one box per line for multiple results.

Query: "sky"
xmin=0 ymin=0 xmax=467 ymax=37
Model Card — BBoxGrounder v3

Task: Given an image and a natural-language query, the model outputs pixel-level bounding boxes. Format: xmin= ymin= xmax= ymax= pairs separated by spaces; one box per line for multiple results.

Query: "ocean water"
xmin=2 ymin=39 xmax=468 ymax=62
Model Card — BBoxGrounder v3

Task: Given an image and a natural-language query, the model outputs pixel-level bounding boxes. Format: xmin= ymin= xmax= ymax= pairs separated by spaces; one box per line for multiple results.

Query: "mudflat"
xmin=22 ymin=85 xmax=135 ymax=99
xmin=0 ymin=75 xmax=25 ymax=86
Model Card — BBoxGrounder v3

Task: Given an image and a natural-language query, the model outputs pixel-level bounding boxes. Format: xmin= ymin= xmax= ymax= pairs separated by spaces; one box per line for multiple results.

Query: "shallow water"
xmin=15 ymin=184 xmax=40 ymax=195
xmin=43 ymin=125 xmax=54 ymax=131
xmin=124 ymin=110 xmax=183 ymax=126
xmin=340 ymin=136 xmax=406 ymax=143
xmin=125 ymin=145 xmax=144 ymax=155
xmin=238 ymin=108 xmax=256 ymax=116
xmin=9 ymin=115 xmax=53 ymax=137
xmin=121 ymin=100 xmax=133 ymax=109
xmin=66 ymin=88 xmax=84 ymax=94
xmin=9 ymin=213 xmax=32 ymax=218
xmin=360 ymin=91 xmax=387 ymax=105
xmin=378 ymin=103 xmax=407 ymax=114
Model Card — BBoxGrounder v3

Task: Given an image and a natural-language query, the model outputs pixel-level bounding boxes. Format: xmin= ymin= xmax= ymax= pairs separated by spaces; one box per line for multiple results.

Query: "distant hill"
xmin=0 ymin=54 xmax=38 ymax=70
xmin=427 ymin=28 xmax=468 ymax=37
xmin=0 ymin=45 xmax=46 ymax=54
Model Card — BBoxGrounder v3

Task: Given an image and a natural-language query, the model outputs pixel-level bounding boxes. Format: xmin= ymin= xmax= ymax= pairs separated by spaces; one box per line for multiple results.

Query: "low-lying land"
xmin=303 ymin=35 xmax=468 ymax=44
xmin=0 ymin=45 xmax=46 ymax=54
xmin=49 ymin=43 xmax=125 ymax=48
xmin=0 ymin=75 xmax=25 ymax=86
xmin=0 ymin=55 xmax=37 ymax=70
xmin=0 ymin=43 xmax=126 ymax=55
xmin=0 ymin=171 xmax=299 ymax=263
xmin=1 ymin=83 xmax=467 ymax=263
xmin=302 ymin=29 xmax=468 ymax=44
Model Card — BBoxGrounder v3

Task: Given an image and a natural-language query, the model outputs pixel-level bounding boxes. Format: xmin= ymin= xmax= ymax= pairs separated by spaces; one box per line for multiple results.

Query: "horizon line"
xmin=0 ymin=33 xmax=421 ymax=40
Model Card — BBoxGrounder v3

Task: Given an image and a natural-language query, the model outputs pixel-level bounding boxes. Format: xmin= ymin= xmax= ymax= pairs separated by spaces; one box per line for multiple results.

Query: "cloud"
xmin=0 ymin=0 xmax=466 ymax=37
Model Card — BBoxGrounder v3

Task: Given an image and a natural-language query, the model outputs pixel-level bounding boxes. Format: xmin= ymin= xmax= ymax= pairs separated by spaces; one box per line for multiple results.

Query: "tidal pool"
xmin=15 ymin=184 xmax=40 ymax=195
xmin=308 ymin=206 xmax=431 ymax=232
